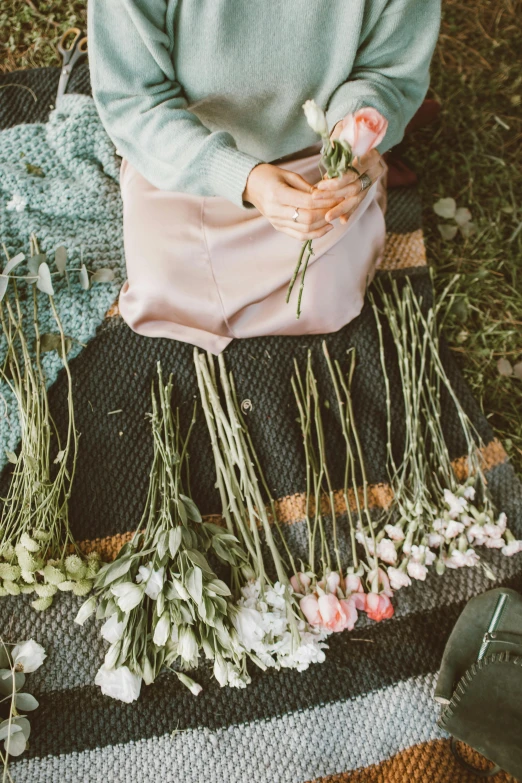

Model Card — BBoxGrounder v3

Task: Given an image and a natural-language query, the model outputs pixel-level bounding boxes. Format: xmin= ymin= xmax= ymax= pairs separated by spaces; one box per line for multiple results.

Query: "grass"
xmin=2 ymin=0 xmax=522 ymax=476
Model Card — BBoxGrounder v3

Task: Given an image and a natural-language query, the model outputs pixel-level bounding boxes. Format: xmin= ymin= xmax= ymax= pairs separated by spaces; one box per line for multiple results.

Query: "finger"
xmin=325 ymin=195 xmax=363 ymax=223
xmin=278 ymin=205 xmax=335 ymax=228
xmin=277 ymin=183 xmax=341 ymax=211
xmin=283 ymin=170 xmax=315 ymax=193
xmin=313 ymin=168 xmax=360 ymax=193
xmin=319 ymin=160 xmax=384 ymax=208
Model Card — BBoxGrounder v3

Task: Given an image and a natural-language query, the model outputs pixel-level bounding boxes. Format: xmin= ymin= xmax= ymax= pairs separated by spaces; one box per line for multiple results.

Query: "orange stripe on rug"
xmin=307 ymin=739 xmax=516 ymax=782
xmin=77 ymin=439 xmax=507 ymax=561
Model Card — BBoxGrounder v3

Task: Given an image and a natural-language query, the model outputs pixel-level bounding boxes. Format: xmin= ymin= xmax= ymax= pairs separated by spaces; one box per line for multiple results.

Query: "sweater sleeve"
xmin=87 ymin=0 xmax=264 ymax=208
xmin=325 ymin=0 xmax=441 ymax=154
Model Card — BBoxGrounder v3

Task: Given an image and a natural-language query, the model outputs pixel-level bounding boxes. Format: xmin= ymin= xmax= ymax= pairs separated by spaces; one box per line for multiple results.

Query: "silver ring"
xmin=358 ymin=172 xmax=372 ymax=192
xmin=292 ymin=208 xmax=300 ymax=222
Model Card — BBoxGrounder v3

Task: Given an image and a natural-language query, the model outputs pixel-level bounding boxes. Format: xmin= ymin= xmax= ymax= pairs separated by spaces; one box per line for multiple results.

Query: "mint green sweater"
xmin=87 ymin=0 xmax=441 ymax=208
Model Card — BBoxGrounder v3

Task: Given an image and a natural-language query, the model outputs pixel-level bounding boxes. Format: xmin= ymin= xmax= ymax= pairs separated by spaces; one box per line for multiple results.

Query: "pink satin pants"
xmin=119 ymin=145 xmax=387 ymax=354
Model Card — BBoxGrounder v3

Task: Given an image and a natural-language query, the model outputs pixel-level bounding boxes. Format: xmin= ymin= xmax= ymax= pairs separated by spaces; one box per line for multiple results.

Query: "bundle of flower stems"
xmin=289 ymin=274 xmax=521 ymax=634
xmin=0 ymin=239 xmax=99 ymax=610
xmin=77 ymin=363 xmax=254 ymax=702
xmin=364 ymin=275 xmax=521 ymax=586
xmin=194 ymin=349 xmax=328 ymax=672
xmin=290 ymin=346 xmax=394 ymax=634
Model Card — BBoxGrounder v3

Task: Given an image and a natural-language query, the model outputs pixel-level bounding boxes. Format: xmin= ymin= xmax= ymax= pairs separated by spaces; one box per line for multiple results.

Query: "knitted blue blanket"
xmin=0 ymin=95 xmax=124 ymax=467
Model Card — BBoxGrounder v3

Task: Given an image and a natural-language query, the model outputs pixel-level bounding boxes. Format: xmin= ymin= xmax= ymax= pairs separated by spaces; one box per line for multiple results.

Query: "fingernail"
xmin=326 ymin=224 xmax=334 ymax=231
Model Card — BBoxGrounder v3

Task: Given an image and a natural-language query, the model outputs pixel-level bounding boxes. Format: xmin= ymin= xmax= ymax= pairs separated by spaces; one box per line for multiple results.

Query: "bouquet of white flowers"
xmin=194 ymin=350 xmax=328 ymax=672
xmin=76 ymin=364 xmax=251 ymax=701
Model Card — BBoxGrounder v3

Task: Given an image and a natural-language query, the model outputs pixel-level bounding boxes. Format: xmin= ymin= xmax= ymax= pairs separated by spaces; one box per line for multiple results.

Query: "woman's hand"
xmin=242 ymin=163 xmax=341 ymax=241
xmin=312 ymin=148 xmax=386 ymax=225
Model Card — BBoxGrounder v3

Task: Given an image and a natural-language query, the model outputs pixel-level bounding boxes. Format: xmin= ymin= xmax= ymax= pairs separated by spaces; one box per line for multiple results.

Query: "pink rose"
xmin=339 ymin=107 xmax=388 ymax=159
xmin=325 ymin=571 xmax=341 ymax=594
xmin=290 ymin=572 xmax=311 ymax=594
xmin=339 ymin=598 xmax=358 ymax=632
xmin=350 ymin=592 xmax=367 ymax=612
xmin=344 ymin=574 xmax=364 ymax=595
xmin=366 ymin=593 xmax=394 ymax=622
xmin=317 ymin=594 xmax=353 ymax=633
xmin=300 ymin=593 xmax=322 ymax=625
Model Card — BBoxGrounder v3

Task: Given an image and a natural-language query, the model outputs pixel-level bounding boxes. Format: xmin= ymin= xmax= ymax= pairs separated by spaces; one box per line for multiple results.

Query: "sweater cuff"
xmin=206 ymin=141 xmax=265 ymax=209
xmin=325 ymin=88 xmax=402 ymax=155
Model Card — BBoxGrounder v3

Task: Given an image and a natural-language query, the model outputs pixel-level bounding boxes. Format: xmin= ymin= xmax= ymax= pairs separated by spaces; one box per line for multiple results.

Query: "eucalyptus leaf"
xmin=0 ymin=670 xmax=25 ymax=696
xmin=179 ymin=603 xmax=195 ymax=624
xmin=54 ymin=246 xmax=67 ymax=274
xmin=15 ymin=692 xmax=39 ymax=711
xmin=179 ymin=494 xmax=202 ymax=523
xmin=186 ymin=566 xmax=203 ymax=605
xmin=79 ymin=264 xmax=90 ymax=291
xmin=437 ymin=224 xmax=458 ymax=241
xmin=36 ymin=262 xmax=54 ymax=296
xmin=4 ymin=728 xmax=27 ymax=756
xmin=433 ymin=197 xmax=457 ymax=219
xmin=13 ymin=717 xmax=31 ymax=741
xmin=0 ymin=723 xmax=22 ymax=741
xmin=3 ymin=253 xmax=25 ymax=276
xmin=168 ymin=528 xmax=182 ymax=559
xmin=0 ymin=649 xmax=10 ymax=669
xmin=91 ymin=268 xmax=115 ymax=283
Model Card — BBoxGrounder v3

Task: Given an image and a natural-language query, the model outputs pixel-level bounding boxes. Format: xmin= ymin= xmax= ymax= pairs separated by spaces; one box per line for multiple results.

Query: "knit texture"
xmin=87 ymin=0 xmax=441 ymax=207
xmin=0 ymin=93 xmax=126 ymax=467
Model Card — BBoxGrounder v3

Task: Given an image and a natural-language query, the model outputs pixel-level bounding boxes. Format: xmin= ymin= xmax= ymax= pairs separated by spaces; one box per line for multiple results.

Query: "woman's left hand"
xmin=311 ymin=126 xmax=387 ymax=225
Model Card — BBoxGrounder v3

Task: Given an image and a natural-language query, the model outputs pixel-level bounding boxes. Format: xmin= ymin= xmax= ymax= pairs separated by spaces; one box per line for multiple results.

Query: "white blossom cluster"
xmin=233 ymin=580 xmax=328 ymax=672
xmin=355 ymin=483 xmax=521 ymax=591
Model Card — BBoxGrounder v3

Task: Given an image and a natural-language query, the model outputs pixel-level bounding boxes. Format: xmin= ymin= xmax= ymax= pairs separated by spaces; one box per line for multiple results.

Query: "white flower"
xmin=12 ymin=640 xmax=46 ymax=673
xmin=176 ymin=672 xmax=203 ymax=696
xmin=104 ymin=641 xmax=121 ymax=669
xmin=95 ymin=665 xmax=142 ymax=703
xmin=152 ymin=613 xmax=170 ymax=647
xmin=463 ymin=486 xmax=476 ymax=501
xmin=101 ymin=613 xmax=125 ymax=644
xmin=427 ymin=533 xmax=442 ymax=548
xmin=485 ymin=537 xmax=505 ymax=549
xmin=226 ymin=663 xmax=251 ymax=689
xmin=136 ymin=564 xmax=164 ymax=600
xmin=502 ymin=540 xmax=522 ymax=557
xmin=445 ymin=520 xmax=465 ymax=539
xmin=384 ymin=524 xmax=405 ymax=542
xmin=444 ymin=489 xmax=468 ymax=519
xmin=111 ymin=582 xmax=144 ymax=612
xmin=233 ymin=606 xmax=265 ymax=650
xmin=407 ymin=561 xmax=428 ymax=581
xmin=213 ymin=654 xmax=228 ymax=687
xmin=377 ymin=538 xmax=397 ymax=565
xmin=387 ymin=567 xmax=412 ymax=590
xmin=178 ymin=626 xmax=199 ymax=665
xmin=6 ymin=194 xmax=27 ymax=213
xmin=410 ymin=545 xmax=436 ymax=565
xmin=74 ymin=595 xmax=97 ymax=626
xmin=445 ymin=548 xmax=479 ymax=568
xmin=302 ymin=99 xmax=328 ymax=136
xmin=497 ymin=512 xmax=507 ymax=533
xmin=483 ymin=523 xmax=503 ymax=540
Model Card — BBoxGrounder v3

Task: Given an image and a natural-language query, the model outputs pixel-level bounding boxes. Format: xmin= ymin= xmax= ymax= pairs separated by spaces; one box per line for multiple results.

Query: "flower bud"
xmin=302 ymin=99 xmax=328 ymax=136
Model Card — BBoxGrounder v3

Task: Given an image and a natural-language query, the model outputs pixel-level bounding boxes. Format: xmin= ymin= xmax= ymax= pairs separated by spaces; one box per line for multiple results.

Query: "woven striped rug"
xmin=0 ymin=65 xmax=521 ymax=783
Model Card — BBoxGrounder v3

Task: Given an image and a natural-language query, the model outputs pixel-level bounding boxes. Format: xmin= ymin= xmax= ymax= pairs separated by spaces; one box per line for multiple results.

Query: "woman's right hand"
xmin=242 ymin=163 xmax=340 ymax=241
